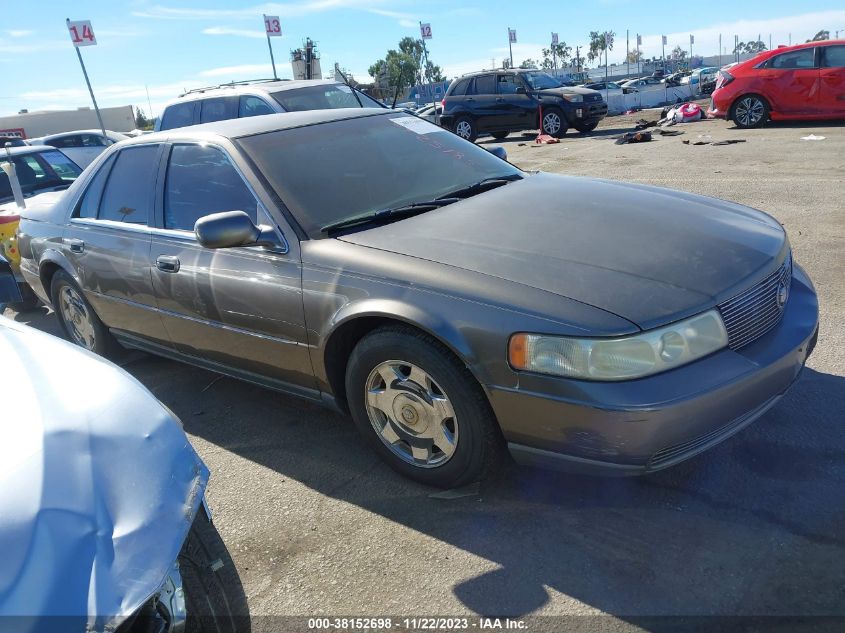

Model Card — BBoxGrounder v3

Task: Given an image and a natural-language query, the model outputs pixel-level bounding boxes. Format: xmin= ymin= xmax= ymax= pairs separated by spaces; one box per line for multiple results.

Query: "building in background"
xmin=0 ymin=106 xmax=135 ymax=139
xmin=291 ymin=39 xmax=321 ymax=80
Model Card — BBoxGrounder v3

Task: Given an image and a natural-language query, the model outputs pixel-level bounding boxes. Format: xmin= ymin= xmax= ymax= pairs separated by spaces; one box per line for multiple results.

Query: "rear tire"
xmin=346 ymin=326 xmax=504 ymax=488
xmin=541 ymin=107 xmax=568 ymax=138
xmin=491 ymin=131 xmax=509 ymax=140
xmin=730 ymin=95 xmax=769 ymax=128
xmin=453 ymin=116 xmax=478 ymax=142
xmin=50 ymin=270 xmax=117 ymax=356
xmin=180 ymin=512 xmax=251 ymax=633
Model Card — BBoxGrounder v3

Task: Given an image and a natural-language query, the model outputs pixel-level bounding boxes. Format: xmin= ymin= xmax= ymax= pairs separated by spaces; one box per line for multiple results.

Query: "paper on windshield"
xmin=389 ymin=116 xmax=443 ymax=135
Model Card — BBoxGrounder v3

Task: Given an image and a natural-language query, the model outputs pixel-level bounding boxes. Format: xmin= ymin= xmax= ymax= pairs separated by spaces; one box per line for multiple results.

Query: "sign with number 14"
xmin=67 ymin=20 xmax=96 ymax=47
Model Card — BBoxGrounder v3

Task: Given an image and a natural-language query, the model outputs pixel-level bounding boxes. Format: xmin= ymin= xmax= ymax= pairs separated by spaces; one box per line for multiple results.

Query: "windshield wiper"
xmin=321 ymin=198 xmax=461 ymax=235
xmin=436 ymin=174 xmax=523 ymax=200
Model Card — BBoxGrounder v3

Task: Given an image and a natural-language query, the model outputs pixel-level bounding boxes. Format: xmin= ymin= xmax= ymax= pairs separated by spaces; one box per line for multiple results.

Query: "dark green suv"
xmin=439 ymin=69 xmax=608 ymax=142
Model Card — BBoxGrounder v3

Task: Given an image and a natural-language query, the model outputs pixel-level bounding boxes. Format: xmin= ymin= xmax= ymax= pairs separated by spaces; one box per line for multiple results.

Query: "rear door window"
xmin=163 ymin=144 xmax=258 ymax=231
xmin=200 ymin=97 xmax=238 ymax=123
xmin=769 ymin=48 xmax=816 ymax=69
xmin=238 ymin=95 xmax=275 ymax=117
xmin=822 ymin=45 xmax=845 ymax=68
xmin=473 ymin=74 xmax=496 ymax=95
xmin=160 ymin=102 xmax=196 ymax=130
xmin=76 ymin=153 xmax=116 ymax=219
xmin=497 ymin=75 xmax=521 ymax=94
xmin=98 ymin=145 xmax=160 ymax=224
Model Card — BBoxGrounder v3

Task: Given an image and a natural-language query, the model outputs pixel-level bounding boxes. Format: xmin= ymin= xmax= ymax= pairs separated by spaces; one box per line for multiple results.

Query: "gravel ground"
xmin=5 ymin=114 xmax=844 ymax=628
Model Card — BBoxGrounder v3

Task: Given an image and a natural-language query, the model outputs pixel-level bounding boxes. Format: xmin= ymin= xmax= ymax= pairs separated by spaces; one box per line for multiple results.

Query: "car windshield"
xmin=272 ymin=84 xmax=384 ymax=112
xmin=238 ymin=112 xmax=523 ymax=238
xmin=521 ymin=71 xmax=563 ymax=90
xmin=0 ymin=150 xmax=82 ymax=203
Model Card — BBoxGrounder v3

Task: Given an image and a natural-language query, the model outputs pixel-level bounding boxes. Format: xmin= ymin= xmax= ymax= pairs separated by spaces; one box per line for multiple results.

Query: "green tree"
xmin=519 ymin=58 xmax=539 ymax=69
xmin=369 ymin=37 xmax=444 ymax=92
xmin=807 ymin=30 xmax=829 ymax=42
xmin=625 ymin=49 xmax=643 ymax=63
xmin=587 ymin=30 xmax=615 ymax=63
xmin=134 ymin=107 xmax=151 ymax=130
xmin=541 ymin=42 xmax=572 ymax=69
xmin=670 ymin=45 xmax=687 ymax=60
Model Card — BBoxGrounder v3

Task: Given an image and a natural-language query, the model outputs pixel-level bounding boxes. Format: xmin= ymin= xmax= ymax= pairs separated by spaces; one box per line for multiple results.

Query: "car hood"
xmin=538 ymin=86 xmax=598 ymax=97
xmin=0 ymin=318 xmax=208 ymax=628
xmin=339 ymin=173 xmax=787 ymax=329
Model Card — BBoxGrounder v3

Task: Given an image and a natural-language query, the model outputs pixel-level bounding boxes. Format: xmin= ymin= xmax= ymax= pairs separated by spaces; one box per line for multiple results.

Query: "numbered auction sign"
xmin=420 ymin=23 xmax=432 ymax=40
xmin=67 ymin=20 xmax=96 ymax=47
xmin=508 ymin=29 xmax=517 ymax=44
xmin=551 ymin=32 xmax=559 ymax=45
xmin=264 ymin=15 xmax=282 ymax=37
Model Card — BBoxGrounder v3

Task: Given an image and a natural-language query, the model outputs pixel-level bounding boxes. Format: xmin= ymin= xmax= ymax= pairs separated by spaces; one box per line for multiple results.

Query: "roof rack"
xmin=179 ymin=77 xmax=288 ymax=97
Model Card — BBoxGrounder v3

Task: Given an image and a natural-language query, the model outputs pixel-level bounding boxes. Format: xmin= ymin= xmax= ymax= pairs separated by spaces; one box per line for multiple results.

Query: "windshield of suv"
xmin=238 ymin=113 xmax=523 ymax=237
xmin=522 ymin=71 xmax=563 ymax=90
xmin=0 ymin=150 xmax=82 ymax=203
xmin=272 ymin=84 xmax=384 ymax=112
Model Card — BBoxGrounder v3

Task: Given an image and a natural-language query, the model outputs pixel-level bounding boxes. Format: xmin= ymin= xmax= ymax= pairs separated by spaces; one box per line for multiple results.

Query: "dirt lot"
xmin=6 ymin=114 xmax=845 ymax=627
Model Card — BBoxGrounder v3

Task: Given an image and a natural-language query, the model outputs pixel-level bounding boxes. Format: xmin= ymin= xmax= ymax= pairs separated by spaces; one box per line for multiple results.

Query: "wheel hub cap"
xmin=365 ymin=361 xmax=458 ymax=468
xmin=59 ymin=286 xmax=95 ymax=350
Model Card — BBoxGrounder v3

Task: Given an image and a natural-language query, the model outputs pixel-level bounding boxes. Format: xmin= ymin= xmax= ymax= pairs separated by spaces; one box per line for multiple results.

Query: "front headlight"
xmin=509 ymin=310 xmax=728 ymax=381
xmin=561 ymin=94 xmax=584 ymax=103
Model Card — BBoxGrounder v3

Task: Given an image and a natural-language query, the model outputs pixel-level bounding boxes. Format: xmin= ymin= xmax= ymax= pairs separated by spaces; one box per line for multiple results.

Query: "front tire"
xmin=180 ymin=512 xmax=250 ymax=633
xmin=453 ymin=116 xmax=477 ymax=142
xmin=346 ymin=326 xmax=504 ymax=488
xmin=541 ymin=107 xmax=568 ymax=138
xmin=731 ymin=95 xmax=769 ymax=128
xmin=574 ymin=121 xmax=599 ymax=133
xmin=50 ymin=270 xmax=116 ymax=355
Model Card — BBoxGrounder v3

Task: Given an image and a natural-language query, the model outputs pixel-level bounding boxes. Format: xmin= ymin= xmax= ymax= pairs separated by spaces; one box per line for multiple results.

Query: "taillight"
xmin=717 ymin=70 xmax=734 ymax=89
xmin=441 ymin=98 xmax=446 ymax=108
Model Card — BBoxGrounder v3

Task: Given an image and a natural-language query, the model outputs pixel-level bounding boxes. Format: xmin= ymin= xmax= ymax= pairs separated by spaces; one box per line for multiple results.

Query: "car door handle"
xmin=65 ymin=238 xmax=84 ymax=253
xmin=156 ymin=255 xmax=180 ymax=273
xmin=465 ymin=97 xmax=474 ymax=101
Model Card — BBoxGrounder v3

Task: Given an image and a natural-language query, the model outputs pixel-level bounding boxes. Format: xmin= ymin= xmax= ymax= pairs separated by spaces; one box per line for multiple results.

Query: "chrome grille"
xmin=718 ymin=255 xmax=792 ymax=350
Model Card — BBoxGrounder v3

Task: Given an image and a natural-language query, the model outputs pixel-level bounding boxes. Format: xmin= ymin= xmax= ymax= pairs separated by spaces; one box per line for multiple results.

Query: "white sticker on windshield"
xmin=337 ymin=84 xmax=352 ymax=93
xmin=389 ymin=115 xmax=442 ymax=135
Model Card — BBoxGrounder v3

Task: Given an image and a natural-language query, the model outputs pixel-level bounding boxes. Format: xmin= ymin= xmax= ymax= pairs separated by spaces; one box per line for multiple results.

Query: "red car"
xmin=708 ymin=40 xmax=845 ymax=128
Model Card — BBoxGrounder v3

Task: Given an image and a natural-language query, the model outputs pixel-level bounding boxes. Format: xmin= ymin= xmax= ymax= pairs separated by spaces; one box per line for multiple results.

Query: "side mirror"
xmin=195 ymin=211 xmax=285 ymax=251
xmin=515 ymin=86 xmax=526 ymax=94
xmin=0 ymin=253 xmax=23 ymax=305
xmin=486 ymin=146 xmax=508 ymax=161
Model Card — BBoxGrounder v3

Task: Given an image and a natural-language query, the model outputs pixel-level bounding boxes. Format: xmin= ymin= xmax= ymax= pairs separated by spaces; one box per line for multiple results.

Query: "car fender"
xmin=34 ymin=247 xmax=79 ymax=299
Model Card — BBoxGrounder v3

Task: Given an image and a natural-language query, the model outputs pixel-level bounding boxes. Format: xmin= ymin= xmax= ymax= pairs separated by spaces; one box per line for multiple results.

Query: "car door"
xmin=63 ymin=143 xmax=170 ymax=344
xmin=466 ymin=74 xmax=498 ymax=131
xmin=759 ymin=47 xmax=820 ymax=114
xmin=495 ymin=73 xmax=534 ymax=128
xmin=199 ymin=97 xmax=238 ymax=124
xmin=819 ymin=45 xmax=845 ymax=115
xmin=149 ymin=141 xmax=314 ymax=392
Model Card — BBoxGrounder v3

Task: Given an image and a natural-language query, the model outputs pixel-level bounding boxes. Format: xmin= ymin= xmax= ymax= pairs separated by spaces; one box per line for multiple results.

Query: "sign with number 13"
xmin=264 ymin=15 xmax=282 ymax=37
xmin=67 ymin=20 xmax=96 ymax=47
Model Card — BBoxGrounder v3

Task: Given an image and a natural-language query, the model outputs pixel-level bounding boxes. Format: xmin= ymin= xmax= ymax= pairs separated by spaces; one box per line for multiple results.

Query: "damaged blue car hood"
xmin=0 ymin=317 xmax=208 ymax=628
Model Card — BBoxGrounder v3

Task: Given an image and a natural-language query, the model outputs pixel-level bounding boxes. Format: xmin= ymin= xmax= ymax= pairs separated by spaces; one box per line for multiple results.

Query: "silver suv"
xmin=155 ymin=78 xmax=384 ymax=131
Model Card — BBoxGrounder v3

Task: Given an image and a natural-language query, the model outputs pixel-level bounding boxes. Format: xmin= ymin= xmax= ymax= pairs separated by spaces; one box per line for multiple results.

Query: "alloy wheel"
xmin=59 ymin=285 xmax=96 ymax=350
xmin=455 ymin=120 xmax=473 ymax=139
xmin=542 ymin=112 xmax=562 ymax=135
xmin=364 ymin=360 xmax=458 ymax=468
xmin=735 ymin=97 xmax=764 ymax=127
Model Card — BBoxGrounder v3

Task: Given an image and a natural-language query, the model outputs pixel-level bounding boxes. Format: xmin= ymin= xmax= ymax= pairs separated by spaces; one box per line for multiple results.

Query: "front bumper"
xmin=571 ymin=101 xmax=608 ymax=123
xmin=490 ymin=264 xmax=819 ymax=475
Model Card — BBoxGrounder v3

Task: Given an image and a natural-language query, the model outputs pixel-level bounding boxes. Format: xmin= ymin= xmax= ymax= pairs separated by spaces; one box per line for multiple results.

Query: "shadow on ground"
xmin=12 ymin=308 xmax=845 ymax=622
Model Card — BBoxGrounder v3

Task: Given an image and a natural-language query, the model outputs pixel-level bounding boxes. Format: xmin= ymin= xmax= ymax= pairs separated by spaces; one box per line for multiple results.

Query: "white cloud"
xmin=202 ymin=26 xmax=267 ymax=39
xmin=6 ymin=30 xmax=33 ymax=38
xmin=133 ymin=0 xmax=388 ymax=20
xmin=198 ymin=63 xmax=278 ymax=78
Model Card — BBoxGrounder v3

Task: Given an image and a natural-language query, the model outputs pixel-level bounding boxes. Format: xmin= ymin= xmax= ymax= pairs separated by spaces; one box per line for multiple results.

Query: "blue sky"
xmin=2 ymin=1 xmax=844 ymax=118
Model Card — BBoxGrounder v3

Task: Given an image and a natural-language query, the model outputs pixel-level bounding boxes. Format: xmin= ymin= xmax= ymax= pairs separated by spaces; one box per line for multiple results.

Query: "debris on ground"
xmin=535 ymin=133 xmax=560 ymax=144
xmin=683 ymin=139 xmax=746 ymax=146
xmin=615 ymin=131 xmax=653 ymax=145
xmin=635 ymin=118 xmax=658 ymax=130
xmin=801 ymin=134 xmax=826 ymax=141
xmin=654 ymin=128 xmax=684 ymax=136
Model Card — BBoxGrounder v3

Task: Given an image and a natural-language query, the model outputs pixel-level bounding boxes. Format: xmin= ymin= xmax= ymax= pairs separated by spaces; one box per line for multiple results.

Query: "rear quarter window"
xmin=768 ymin=48 xmax=816 ymax=69
xmin=473 ymin=75 xmax=496 ymax=95
xmin=160 ymin=102 xmax=196 ymax=130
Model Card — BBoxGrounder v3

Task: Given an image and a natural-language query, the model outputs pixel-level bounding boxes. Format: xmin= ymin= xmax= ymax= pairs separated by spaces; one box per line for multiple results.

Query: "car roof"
xmin=172 ymin=79 xmax=345 ymax=102
xmin=1 ymin=144 xmax=59 ymax=156
xmin=122 ymin=107 xmax=391 ymax=144
xmin=39 ymin=129 xmax=125 ymax=140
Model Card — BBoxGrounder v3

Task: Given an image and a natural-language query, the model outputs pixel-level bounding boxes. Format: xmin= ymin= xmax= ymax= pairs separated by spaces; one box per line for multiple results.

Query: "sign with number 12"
xmin=420 ymin=23 xmax=432 ymax=40
xmin=67 ymin=20 xmax=96 ymax=47
xmin=264 ymin=15 xmax=282 ymax=37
